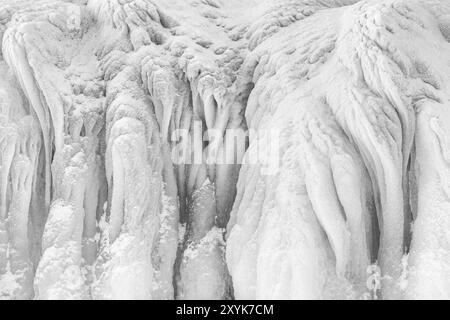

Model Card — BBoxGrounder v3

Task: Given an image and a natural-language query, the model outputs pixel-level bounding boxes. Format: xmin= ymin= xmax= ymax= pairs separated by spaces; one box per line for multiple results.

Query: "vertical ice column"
xmin=2 ymin=31 xmax=53 ymax=208
xmin=178 ymin=177 xmax=230 ymax=299
xmin=176 ymin=88 xmax=241 ymax=299
xmin=0 ymin=121 xmax=18 ymax=298
xmin=79 ymin=132 xmax=102 ymax=267
xmin=7 ymin=117 xmax=41 ymax=299
xmin=34 ymin=143 xmax=89 ymax=300
xmin=406 ymin=100 xmax=450 ymax=299
xmin=93 ymin=116 xmax=161 ymax=299
xmin=0 ymin=120 xmax=17 ymax=279
xmin=142 ymin=64 xmax=184 ymax=299
xmin=151 ymin=144 xmax=180 ymax=299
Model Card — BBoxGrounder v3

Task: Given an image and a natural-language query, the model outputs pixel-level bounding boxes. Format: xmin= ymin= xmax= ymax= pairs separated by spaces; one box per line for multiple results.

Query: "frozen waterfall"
xmin=1 ymin=0 xmax=450 ymax=300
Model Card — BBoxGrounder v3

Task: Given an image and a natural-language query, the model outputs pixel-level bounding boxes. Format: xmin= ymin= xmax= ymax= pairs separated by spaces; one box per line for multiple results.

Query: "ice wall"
xmin=0 ymin=0 xmax=450 ymax=300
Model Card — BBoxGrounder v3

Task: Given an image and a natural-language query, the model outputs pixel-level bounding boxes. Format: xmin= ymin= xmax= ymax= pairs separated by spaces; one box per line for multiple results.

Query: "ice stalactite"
xmin=84 ymin=0 xmax=247 ymax=299
xmin=7 ymin=117 xmax=41 ymax=299
xmin=93 ymin=113 xmax=161 ymax=299
xmin=92 ymin=41 xmax=173 ymax=297
xmin=173 ymin=82 xmax=245 ymax=299
xmin=0 ymin=63 xmax=42 ymax=299
xmin=134 ymin=1 xmax=247 ymax=297
xmin=0 ymin=1 xmax=104 ymax=299
xmin=3 ymin=17 xmax=54 ymax=210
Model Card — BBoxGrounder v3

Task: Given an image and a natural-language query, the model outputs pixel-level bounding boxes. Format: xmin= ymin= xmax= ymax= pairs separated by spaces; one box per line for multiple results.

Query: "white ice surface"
xmin=1 ymin=0 xmax=450 ymax=300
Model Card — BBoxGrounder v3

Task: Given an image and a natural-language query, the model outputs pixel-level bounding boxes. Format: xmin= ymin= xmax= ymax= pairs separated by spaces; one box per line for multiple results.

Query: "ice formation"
xmin=1 ymin=0 xmax=450 ymax=300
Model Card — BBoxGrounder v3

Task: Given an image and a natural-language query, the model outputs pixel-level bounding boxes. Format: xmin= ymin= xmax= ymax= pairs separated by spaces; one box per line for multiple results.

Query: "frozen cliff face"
xmin=1 ymin=0 xmax=450 ymax=300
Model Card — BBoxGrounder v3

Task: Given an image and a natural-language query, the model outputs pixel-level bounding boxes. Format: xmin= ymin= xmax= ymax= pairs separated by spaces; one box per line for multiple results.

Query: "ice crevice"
xmin=1 ymin=0 xmax=450 ymax=300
